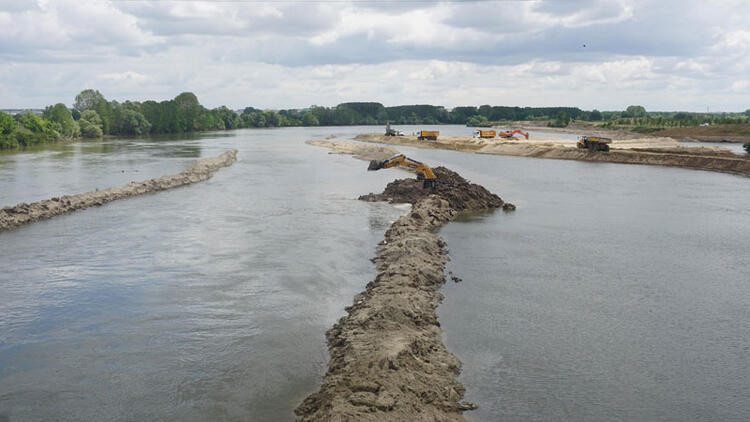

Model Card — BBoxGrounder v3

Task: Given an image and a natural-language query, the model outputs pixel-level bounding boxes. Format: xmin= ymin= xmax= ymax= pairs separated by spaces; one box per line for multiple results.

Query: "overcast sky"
xmin=1 ymin=0 xmax=748 ymax=111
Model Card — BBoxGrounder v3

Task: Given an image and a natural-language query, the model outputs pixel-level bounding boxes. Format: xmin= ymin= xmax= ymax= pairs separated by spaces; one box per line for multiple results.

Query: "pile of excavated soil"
xmin=297 ymin=167 xmax=509 ymax=421
xmin=359 ymin=166 xmax=513 ymax=211
xmin=0 ymin=149 xmax=238 ymax=232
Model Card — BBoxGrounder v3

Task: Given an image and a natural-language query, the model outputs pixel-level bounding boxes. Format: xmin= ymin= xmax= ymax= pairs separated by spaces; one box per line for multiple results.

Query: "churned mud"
xmin=355 ymin=134 xmax=750 ymax=177
xmin=298 ymin=141 xmax=510 ymax=421
xmin=0 ymin=149 xmax=238 ymax=232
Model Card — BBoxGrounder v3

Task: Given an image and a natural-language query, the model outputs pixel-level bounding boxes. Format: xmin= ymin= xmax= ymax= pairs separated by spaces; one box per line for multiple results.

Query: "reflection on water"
xmin=0 ymin=127 xmax=408 ymax=421
xmin=1 ymin=126 xmax=749 ymax=421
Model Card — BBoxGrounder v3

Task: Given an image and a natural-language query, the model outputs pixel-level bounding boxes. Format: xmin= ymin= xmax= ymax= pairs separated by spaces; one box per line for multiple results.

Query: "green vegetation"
xmin=3 ymin=93 xmax=749 ymax=151
xmin=548 ymin=111 xmax=572 ymax=127
xmin=592 ymin=105 xmax=749 ymax=130
xmin=0 ymin=110 xmax=62 ymax=149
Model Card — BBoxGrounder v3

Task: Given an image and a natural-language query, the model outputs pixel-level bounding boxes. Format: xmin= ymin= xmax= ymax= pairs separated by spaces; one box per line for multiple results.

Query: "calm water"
xmin=1 ymin=126 xmax=749 ymax=421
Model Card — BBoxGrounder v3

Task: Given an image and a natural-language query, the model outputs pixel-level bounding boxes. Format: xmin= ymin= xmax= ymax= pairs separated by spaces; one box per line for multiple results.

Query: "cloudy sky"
xmin=1 ymin=0 xmax=748 ymax=111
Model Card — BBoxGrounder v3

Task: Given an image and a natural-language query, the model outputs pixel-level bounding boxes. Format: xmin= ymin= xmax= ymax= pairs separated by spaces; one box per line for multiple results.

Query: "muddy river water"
xmin=1 ymin=126 xmax=749 ymax=421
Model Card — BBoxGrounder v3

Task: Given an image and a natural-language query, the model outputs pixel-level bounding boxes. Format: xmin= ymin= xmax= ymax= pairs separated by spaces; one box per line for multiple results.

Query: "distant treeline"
xmin=2 ymin=90 xmax=749 ymax=150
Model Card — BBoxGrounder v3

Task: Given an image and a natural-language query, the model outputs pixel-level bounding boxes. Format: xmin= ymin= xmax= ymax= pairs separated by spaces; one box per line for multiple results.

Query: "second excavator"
xmin=367 ymin=154 xmax=437 ymax=189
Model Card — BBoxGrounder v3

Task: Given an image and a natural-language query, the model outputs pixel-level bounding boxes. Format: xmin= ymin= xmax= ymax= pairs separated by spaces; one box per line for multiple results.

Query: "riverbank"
xmin=0 ymin=149 xmax=237 ymax=231
xmin=298 ymin=141 xmax=510 ymax=420
xmin=651 ymin=124 xmax=750 ymax=143
xmin=354 ymin=134 xmax=750 ymax=178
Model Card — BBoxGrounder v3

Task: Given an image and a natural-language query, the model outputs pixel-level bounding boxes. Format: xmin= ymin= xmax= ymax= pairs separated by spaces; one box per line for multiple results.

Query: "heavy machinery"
xmin=367 ymin=154 xmax=437 ymax=189
xmin=577 ymin=136 xmax=611 ymax=152
xmin=473 ymin=129 xmax=496 ymax=138
xmin=417 ymin=130 xmax=439 ymax=141
xmin=385 ymin=123 xmax=403 ymax=136
xmin=498 ymin=129 xmax=529 ymax=139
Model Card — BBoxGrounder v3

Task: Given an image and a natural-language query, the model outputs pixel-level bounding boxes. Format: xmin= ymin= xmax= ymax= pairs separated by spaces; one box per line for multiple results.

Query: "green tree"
xmin=301 ymin=112 xmax=319 ymax=126
xmin=466 ymin=115 xmax=489 ymax=127
xmin=79 ymin=109 xmax=104 ymax=138
xmin=551 ymin=111 xmax=571 ymax=127
xmin=119 ymin=109 xmax=151 ymax=136
xmin=74 ymin=89 xmax=105 ymax=112
xmin=590 ymin=109 xmax=603 ymax=121
xmin=44 ymin=103 xmax=80 ymax=137
xmin=623 ymin=105 xmax=647 ymax=118
xmin=174 ymin=92 xmax=201 ymax=131
xmin=0 ymin=111 xmax=17 ymax=135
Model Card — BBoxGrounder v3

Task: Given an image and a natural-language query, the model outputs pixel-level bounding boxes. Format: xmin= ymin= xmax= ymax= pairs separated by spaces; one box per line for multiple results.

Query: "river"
xmin=1 ymin=126 xmax=748 ymax=421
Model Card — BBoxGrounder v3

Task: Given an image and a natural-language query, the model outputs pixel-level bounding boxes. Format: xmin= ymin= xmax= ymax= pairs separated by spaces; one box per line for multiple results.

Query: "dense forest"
xmin=2 ymin=89 xmax=749 ymax=150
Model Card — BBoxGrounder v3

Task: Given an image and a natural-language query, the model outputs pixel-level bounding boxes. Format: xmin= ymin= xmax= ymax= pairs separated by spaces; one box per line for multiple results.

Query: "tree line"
xmin=2 ymin=90 xmax=749 ymax=151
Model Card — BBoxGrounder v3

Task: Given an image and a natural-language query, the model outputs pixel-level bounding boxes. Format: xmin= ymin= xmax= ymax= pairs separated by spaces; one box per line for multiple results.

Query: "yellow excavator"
xmin=367 ymin=154 xmax=437 ymax=189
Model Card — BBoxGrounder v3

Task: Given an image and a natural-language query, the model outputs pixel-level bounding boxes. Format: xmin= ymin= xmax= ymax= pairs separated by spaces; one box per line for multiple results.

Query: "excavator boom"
xmin=498 ymin=129 xmax=529 ymax=139
xmin=367 ymin=154 xmax=437 ymax=188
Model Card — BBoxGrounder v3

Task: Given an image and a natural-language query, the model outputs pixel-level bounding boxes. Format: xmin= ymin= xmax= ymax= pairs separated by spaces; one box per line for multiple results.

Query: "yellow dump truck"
xmin=473 ymin=129 xmax=496 ymax=138
xmin=417 ymin=130 xmax=439 ymax=141
xmin=577 ymin=136 xmax=611 ymax=152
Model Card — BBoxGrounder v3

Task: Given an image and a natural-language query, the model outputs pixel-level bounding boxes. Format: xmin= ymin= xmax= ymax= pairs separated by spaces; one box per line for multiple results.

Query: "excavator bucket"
xmin=368 ymin=160 xmax=385 ymax=171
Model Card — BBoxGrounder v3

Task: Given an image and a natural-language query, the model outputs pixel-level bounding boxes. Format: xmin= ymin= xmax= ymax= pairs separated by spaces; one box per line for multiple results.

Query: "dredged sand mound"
xmin=0 ymin=149 xmax=238 ymax=232
xmin=296 ymin=161 xmax=510 ymax=421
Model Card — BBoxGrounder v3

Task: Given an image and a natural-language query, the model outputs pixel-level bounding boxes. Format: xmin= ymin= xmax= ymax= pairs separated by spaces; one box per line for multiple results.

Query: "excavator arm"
xmin=498 ymin=129 xmax=529 ymax=139
xmin=367 ymin=154 xmax=437 ymax=189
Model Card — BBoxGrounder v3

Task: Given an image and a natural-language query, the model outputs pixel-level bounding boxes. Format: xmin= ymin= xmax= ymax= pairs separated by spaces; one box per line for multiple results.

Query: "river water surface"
xmin=1 ymin=126 xmax=748 ymax=421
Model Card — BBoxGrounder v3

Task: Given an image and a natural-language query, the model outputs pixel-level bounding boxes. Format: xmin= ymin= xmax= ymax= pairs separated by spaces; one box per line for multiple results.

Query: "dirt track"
xmin=298 ymin=141 xmax=509 ymax=421
xmin=0 ymin=149 xmax=238 ymax=232
xmin=354 ymin=134 xmax=750 ymax=177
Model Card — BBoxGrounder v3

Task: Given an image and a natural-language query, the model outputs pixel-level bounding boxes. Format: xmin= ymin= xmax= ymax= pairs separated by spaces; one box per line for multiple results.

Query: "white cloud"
xmin=0 ymin=0 xmax=749 ymax=111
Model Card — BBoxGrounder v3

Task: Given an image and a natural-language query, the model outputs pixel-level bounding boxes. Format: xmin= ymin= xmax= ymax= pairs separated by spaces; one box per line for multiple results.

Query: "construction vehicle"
xmin=367 ymin=154 xmax=437 ymax=189
xmin=498 ymin=129 xmax=529 ymax=139
xmin=385 ymin=123 xmax=403 ymax=136
xmin=473 ymin=129 xmax=496 ymax=138
xmin=577 ymin=136 xmax=611 ymax=152
xmin=417 ymin=130 xmax=439 ymax=141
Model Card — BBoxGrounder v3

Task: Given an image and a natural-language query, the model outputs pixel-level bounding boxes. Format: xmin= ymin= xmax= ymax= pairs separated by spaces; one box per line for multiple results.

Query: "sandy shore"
xmin=298 ymin=141 xmax=508 ymax=420
xmin=354 ymin=134 xmax=750 ymax=177
xmin=306 ymin=140 xmax=398 ymax=161
xmin=0 ymin=149 xmax=238 ymax=232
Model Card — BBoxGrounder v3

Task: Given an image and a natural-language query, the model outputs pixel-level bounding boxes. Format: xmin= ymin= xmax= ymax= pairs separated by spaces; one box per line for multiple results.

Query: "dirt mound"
xmin=296 ymin=196 xmax=475 ymax=421
xmin=359 ymin=167 xmax=509 ymax=211
xmin=297 ymin=167 xmax=511 ymax=421
xmin=0 ymin=150 xmax=238 ymax=232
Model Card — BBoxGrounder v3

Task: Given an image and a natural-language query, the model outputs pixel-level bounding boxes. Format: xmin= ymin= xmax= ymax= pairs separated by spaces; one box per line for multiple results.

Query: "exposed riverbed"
xmin=1 ymin=126 xmax=749 ymax=421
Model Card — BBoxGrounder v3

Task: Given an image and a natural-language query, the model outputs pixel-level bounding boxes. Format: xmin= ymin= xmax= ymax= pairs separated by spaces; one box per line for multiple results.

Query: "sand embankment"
xmin=0 ymin=149 xmax=238 ymax=232
xmin=299 ymin=141 xmax=510 ymax=421
xmin=354 ymin=134 xmax=750 ymax=177
xmin=306 ymin=140 xmax=398 ymax=161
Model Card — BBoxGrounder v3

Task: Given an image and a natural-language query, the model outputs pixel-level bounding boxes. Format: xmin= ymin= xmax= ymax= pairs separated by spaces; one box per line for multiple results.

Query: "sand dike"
xmin=354 ymin=134 xmax=750 ymax=178
xmin=296 ymin=168 xmax=512 ymax=421
xmin=0 ymin=149 xmax=238 ymax=232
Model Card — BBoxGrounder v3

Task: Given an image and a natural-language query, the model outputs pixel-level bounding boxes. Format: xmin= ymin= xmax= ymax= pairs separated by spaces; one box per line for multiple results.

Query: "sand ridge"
xmin=0 ymin=149 xmax=238 ymax=232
